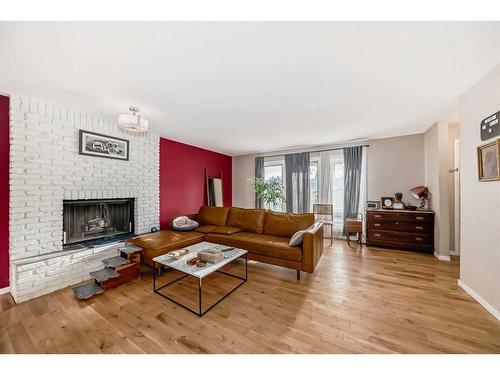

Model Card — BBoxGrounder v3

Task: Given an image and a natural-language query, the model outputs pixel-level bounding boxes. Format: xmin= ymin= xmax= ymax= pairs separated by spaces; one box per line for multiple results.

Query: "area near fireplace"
xmin=8 ymin=95 xmax=160 ymax=302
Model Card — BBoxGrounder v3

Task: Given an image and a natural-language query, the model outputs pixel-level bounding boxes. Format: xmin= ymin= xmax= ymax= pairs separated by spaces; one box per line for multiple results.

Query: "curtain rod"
xmin=259 ymin=144 xmax=370 ymax=159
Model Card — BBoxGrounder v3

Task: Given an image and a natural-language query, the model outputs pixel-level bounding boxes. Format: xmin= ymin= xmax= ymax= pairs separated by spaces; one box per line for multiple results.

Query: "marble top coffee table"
xmin=152 ymin=242 xmax=248 ymax=317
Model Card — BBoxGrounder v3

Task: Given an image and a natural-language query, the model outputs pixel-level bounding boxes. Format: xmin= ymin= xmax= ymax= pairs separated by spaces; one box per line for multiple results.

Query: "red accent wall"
xmin=159 ymin=138 xmax=232 ymax=229
xmin=0 ymin=95 xmax=9 ymax=288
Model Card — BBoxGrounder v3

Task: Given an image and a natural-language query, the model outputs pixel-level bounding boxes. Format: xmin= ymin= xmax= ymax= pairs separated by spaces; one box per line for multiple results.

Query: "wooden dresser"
xmin=366 ymin=209 xmax=435 ymax=253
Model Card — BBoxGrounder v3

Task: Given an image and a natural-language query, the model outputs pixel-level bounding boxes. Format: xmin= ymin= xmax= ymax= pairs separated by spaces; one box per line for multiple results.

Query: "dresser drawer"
xmin=369 ymin=220 xmax=432 ymax=233
xmin=367 ymin=229 xmax=432 ymax=245
xmin=368 ymin=211 xmax=434 ymax=223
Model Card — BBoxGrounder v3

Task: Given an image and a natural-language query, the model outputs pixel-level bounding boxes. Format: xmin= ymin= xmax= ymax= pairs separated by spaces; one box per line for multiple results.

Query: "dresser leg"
xmin=296 ymin=270 xmax=301 ymax=280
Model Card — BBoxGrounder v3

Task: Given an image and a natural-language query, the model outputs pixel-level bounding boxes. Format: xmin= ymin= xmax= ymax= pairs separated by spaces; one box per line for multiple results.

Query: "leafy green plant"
xmin=254 ymin=177 xmax=286 ymax=209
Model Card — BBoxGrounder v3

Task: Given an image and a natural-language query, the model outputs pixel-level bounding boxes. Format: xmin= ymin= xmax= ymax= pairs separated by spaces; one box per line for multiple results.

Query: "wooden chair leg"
xmin=347 ymin=232 xmax=351 ymax=246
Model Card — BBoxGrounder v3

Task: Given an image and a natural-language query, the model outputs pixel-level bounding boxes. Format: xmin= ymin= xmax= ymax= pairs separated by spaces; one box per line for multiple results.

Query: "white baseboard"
xmin=449 ymin=250 xmax=460 ymax=256
xmin=434 ymin=252 xmax=451 ymax=262
xmin=458 ymin=279 xmax=500 ymax=320
xmin=0 ymin=286 xmax=10 ymax=295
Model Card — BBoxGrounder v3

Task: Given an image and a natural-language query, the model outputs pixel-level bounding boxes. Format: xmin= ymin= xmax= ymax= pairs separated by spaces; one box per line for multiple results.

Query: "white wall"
xmin=9 ymin=95 xmax=160 ymax=302
xmin=447 ymin=123 xmax=460 ymax=253
xmin=232 ymin=134 xmax=425 ymax=209
xmin=366 ymin=134 xmax=425 ymax=206
xmin=458 ymin=63 xmax=500 ymax=319
xmin=424 ymin=122 xmax=451 ymax=260
xmin=232 ymin=154 xmax=256 ymax=208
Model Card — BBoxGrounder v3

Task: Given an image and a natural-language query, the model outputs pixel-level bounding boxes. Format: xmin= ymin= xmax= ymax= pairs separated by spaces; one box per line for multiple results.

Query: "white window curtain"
xmin=318 ymin=147 xmax=367 ymax=239
xmin=319 ymin=150 xmax=344 ymax=238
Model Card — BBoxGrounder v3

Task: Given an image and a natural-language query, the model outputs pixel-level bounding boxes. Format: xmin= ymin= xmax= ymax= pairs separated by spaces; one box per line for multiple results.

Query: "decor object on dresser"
xmin=345 ymin=212 xmax=363 ymax=247
xmin=409 ymin=186 xmax=431 ymax=210
xmin=366 ymin=201 xmax=380 ymax=209
xmin=367 ymin=209 xmax=434 ymax=253
xmin=313 ymin=203 xmax=334 ymax=245
xmin=477 ymin=139 xmax=500 ymax=181
xmin=393 ymin=192 xmax=405 ymax=210
xmin=381 ymin=196 xmax=394 ymax=209
xmin=79 ymin=130 xmax=129 ymax=160
xmin=117 ymin=106 xmax=149 ymax=133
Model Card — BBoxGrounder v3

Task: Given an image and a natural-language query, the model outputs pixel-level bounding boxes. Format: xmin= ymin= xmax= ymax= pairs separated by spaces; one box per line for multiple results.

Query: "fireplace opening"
xmin=63 ymin=198 xmax=135 ymax=246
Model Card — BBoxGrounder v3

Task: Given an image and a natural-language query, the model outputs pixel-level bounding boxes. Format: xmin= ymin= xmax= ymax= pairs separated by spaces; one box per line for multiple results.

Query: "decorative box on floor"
xmin=73 ymin=244 xmax=143 ymax=300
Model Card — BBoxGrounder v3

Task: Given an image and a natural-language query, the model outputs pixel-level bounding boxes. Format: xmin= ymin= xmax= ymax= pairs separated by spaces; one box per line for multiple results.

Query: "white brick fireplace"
xmin=9 ymin=95 xmax=160 ymax=302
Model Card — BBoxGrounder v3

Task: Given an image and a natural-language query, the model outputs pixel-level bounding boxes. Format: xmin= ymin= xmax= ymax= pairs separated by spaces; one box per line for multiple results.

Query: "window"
xmin=264 ymin=160 xmax=285 ymax=212
xmin=309 ymin=159 xmax=319 ymax=211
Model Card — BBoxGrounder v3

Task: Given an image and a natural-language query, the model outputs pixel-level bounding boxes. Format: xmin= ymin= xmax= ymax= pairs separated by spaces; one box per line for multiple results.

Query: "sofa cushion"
xmin=227 ymin=207 xmax=267 ymax=233
xmin=126 ymin=230 xmax=204 ymax=267
xmin=205 ymin=232 xmax=302 ymax=262
xmin=263 ymin=211 xmax=315 ymax=238
xmin=196 ymin=206 xmax=231 ymax=227
xmin=195 ymin=225 xmax=242 ymax=235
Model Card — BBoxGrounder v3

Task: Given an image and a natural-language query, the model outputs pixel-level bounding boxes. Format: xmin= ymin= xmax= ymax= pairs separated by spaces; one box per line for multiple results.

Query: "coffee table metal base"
xmin=153 ymin=253 xmax=247 ymax=317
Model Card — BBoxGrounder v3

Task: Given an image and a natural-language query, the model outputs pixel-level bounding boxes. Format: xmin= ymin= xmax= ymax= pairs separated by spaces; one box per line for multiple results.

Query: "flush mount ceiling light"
xmin=118 ymin=106 xmax=149 ymax=133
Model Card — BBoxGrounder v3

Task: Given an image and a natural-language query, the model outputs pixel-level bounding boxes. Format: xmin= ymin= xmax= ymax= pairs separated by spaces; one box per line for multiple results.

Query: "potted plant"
xmin=254 ymin=177 xmax=286 ymax=209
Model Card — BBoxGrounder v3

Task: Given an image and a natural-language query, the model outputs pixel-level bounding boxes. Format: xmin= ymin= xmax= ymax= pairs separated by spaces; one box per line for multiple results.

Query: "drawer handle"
xmin=374 ymin=223 xmax=381 ymax=227
xmin=416 ymin=216 xmax=424 ymax=221
xmin=415 ymin=226 xmax=423 ymax=230
xmin=374 ymin=215 xmax=382 ymax=218
xmin=415 ymin=237 xmax=423 ymax=241
xmin=374 ymin=233 xmax=381 ymax=237
xmin=395 ymin=222 xmax=399 ymax=225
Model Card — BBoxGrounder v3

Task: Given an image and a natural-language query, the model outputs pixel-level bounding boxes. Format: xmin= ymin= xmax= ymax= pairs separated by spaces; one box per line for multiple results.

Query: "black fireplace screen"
xmin=63 ymin=198 xmax=134 ymax=245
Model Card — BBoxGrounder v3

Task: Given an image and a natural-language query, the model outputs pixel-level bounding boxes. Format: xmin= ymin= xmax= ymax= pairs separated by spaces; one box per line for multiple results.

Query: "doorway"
xmin=451 ymin=139 xmax=460 ymax=255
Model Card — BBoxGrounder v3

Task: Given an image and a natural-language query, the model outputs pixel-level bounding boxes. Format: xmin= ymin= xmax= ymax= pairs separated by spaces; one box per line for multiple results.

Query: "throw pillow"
xmin=172 ymin=216 xmax=199 ymax=231
xmin=289 ymin=230 xmax=305 ymax=247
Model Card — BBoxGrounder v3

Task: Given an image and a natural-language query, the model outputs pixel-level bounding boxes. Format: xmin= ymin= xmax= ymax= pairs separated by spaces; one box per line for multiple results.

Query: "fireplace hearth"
xmin=63 ymin=198 xmax=135 ymax=246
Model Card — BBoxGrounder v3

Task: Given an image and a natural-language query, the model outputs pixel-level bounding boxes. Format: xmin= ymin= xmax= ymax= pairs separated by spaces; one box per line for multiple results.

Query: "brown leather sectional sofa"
xmin=127 ymin=206 xmax=324 ymax=279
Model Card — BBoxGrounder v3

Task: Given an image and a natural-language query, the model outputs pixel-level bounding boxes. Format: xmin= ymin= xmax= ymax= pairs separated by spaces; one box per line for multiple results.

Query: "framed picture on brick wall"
xmin=79 ymin=130 xmax=129 ymax=161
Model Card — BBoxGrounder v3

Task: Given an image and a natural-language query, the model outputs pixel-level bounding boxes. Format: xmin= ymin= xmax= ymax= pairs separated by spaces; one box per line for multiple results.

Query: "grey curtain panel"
xmin=343 ymin=146 xmax=363 ymax=235
xmin=255 ymin=156 xmax=265 ymax=209
xmin=285 ymin=152 xmax=310 ymax=213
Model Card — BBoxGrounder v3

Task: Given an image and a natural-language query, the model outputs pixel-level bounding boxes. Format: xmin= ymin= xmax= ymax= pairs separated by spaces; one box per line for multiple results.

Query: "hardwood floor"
xmin=1 ymin=240 xmax=500 ymax=354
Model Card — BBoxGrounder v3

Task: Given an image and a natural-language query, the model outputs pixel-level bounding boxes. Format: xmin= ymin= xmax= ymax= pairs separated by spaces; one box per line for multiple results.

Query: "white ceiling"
xmin=1 ymin=22 xmax=499 ymax=156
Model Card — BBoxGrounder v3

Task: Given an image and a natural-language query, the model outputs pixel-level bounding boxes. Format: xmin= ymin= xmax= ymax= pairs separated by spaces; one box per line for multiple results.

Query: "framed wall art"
xmin=79 ymin=130 xmax=129 ymax=161
xmin=381 ymin=197 xmax=394 ymax=209
xmin=477 ymin=139 xmax=500 ymax=182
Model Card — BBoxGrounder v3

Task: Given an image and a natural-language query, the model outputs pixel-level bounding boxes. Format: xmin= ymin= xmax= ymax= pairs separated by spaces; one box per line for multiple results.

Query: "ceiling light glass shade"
xmin=118 ymin=111 xmax=149 ymax=133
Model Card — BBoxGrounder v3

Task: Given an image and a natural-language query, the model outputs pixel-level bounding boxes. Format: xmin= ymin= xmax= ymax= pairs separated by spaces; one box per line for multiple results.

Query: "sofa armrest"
xmin=302 ymin=222 xmax=324 ymax=273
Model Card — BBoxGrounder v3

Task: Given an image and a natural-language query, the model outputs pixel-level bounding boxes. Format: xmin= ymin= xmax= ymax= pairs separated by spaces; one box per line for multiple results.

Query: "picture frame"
xmin=381 ymin=197 xmax=394 ymax=209
xmin=366 ymin=200 xmax=380 ymax=209
xmin=79 ymin=130 xmax=129 ymax=161
xmin=477 ymin=139 xmax=500 ymax=182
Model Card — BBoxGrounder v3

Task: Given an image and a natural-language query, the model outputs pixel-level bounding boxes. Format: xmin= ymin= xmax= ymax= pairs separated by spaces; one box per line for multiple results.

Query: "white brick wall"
xmin=9 ymin=95 xmax=160 ymax=302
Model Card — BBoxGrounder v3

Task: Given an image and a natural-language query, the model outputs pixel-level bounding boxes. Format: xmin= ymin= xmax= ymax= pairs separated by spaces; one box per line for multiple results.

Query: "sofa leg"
xmin=296 ymin=270 xmax=301 ymax=280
